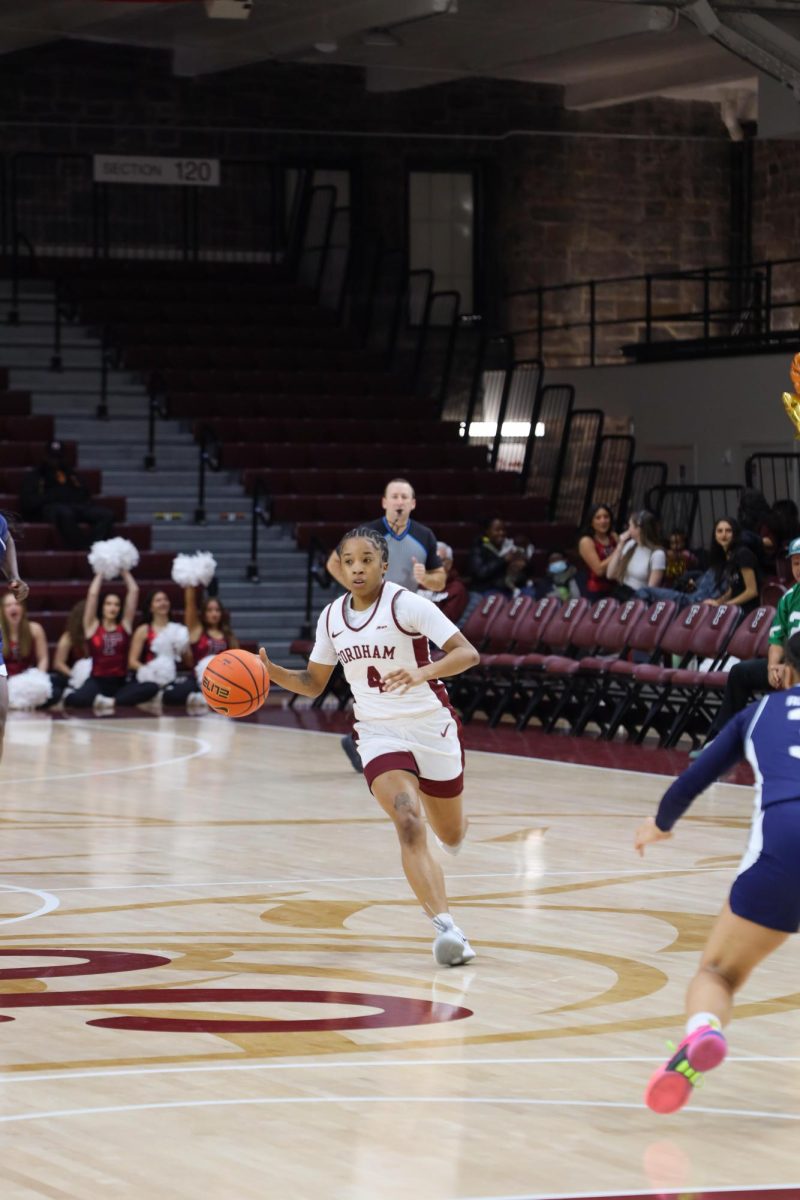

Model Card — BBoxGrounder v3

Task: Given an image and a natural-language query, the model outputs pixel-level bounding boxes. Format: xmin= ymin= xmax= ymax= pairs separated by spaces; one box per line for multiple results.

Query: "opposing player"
xmin=635 ymin=630 xmax=800 ymax=1113
xmin=0 ymin=512 xmax=29 ymax=762
xmin=260 ymin=526 xmax=480 ymax=967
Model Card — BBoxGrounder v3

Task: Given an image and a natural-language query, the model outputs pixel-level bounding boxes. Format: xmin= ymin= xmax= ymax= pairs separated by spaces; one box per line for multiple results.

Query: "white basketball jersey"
xmin=311 ymin=581 xmax=460 ymax=721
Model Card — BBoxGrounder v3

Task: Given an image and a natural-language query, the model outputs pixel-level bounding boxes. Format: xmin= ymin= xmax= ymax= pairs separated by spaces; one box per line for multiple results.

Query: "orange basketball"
xmin=201 ymin=649 xmax=269 ymax=718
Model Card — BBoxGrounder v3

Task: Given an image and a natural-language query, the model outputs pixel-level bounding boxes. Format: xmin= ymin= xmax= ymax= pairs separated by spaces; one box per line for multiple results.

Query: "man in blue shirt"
xmin=636 ymin=631 xmax=800 ymax=1114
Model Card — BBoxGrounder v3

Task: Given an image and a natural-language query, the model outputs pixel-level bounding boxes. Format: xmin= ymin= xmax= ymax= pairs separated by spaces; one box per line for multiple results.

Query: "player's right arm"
xmin=83 ymin=572 xmax=103 ymax=638
xmin=258 ymin=650 xmax=334 ymax=698
xmin=259 ymin=605 xmax=338 ymax=698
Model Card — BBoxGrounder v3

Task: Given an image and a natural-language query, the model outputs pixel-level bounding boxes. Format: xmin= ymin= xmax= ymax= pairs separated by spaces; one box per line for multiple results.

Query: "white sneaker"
xmin=432 ymin=913 xmax=476 ymax=967
xmin=93 ymin=694 xmax=115 ymax=712
xmin=186 ymin=692 xmax=207 ymax=711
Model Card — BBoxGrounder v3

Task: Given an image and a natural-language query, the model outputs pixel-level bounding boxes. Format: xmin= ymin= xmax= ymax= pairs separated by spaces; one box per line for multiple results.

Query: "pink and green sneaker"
xmin=645 ymin=1025 xmax=728 ymax=1114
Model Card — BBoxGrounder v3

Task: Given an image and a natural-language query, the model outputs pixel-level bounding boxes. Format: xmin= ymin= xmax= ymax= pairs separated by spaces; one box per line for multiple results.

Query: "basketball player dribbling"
xmin=260 ymin=527 xmax=480 ymax=966
xmin=0 ymin=511 xmax=28 ymax=763
xmin=636 ymin=630 xmax=800 ymax=1113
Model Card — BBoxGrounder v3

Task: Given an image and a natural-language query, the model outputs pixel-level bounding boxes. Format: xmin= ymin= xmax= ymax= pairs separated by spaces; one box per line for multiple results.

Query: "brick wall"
xmin=0 ymin=42 xmax=738 ymax=364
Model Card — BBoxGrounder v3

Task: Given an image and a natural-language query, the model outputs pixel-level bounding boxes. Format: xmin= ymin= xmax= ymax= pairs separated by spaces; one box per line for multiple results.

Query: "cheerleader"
xmin=0 ymin=511 xmax=29 ymax=760
xmin=636 ymin=630 xmax=800 ymax=1113
xmin=47 ymin=602 xmax=86 ymax=707
xmin=163 ymin=587 xmax=238 ymax=708
xmin=0 ymin=595 xmax=48 ymax=676
xmin=64 ymin=571 xmax=138 ymax=709
xmin=260 ymin=526 xmax=480 ymax=968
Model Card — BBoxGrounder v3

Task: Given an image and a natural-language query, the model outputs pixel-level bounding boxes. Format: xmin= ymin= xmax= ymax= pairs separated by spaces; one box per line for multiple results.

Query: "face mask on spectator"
xmin=548 ymin=560 xmax=568 ymax=575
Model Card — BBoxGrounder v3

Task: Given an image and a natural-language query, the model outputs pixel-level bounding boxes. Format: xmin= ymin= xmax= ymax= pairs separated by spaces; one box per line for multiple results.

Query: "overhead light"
xmin=313 ymin=41 xmax=338 ymax=53
xmin=362 ymin=28 xmax=402 ymax=47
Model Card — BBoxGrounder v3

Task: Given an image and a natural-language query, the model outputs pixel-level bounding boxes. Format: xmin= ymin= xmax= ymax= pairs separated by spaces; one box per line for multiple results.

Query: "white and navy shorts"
xmin=730 ymin=800 xmax=800 ymax=933
xmin=353 ymin=706 xmax=465 ymax=798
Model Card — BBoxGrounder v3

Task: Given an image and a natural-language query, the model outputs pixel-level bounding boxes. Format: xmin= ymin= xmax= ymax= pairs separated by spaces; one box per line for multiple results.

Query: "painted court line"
xmin=453 ymin=1185 xmax=800 ymax=1200
xmin=2 ymin=722 xmax=210 ymax=786
xmin=0 ymin=885 xmax=59 ymax=926
xmin=0 ymin=1095 xmax=795 ymax=1127
xmin=0 ymin=1052 xmax=791 ymax=1087
xmin=42 ymin=864 xmax=728 ymax=894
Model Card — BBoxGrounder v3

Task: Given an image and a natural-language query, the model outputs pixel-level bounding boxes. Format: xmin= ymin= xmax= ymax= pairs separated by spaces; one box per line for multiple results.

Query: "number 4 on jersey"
xmin=367 ymin=666 xmax=386 ymax=693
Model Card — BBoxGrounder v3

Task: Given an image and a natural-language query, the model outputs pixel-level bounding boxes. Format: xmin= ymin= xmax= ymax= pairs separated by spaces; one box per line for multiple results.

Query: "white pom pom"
xmin=68 ymin=656 xmax=93 ymax=690
xmin=8 ymin=668 xmax=53 ymax=709
xmin=195 ymin=653 xmax=214 ymax=684
xmin=171 ymin=552 xmax=217 ymax=589
xmin=88 ymin=537 xmax=140 ymax=580
xmin=136 ymin=655 xmax=176 ymax=686
xmin=151 ymin=622 xmax=190 ymax=661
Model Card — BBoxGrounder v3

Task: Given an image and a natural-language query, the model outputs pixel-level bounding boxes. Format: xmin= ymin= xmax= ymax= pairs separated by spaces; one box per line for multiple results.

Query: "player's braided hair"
xmin=338 ymin=526 xmax=389 ymax=565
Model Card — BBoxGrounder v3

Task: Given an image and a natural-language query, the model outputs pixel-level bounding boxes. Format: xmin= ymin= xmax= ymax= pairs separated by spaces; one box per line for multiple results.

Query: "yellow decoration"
xmin=783 ymin=353 xmax=800 ymax=439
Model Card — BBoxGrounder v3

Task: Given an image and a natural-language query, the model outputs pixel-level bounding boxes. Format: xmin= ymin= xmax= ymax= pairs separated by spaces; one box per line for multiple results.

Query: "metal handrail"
xmin=7 ymin=231 xmax=36 ymax=325
xmin=300 ymin=534 xmax=329 ymax=639
xmin=194 ymin=424 xmax=222 ymax=525
xmin=144 ymin=371 xmax=169 ymax=470
xmin=245 ymin=477 xmax=273 ymax=582
xmin=51 ymin=276 xmax=79 ymax=371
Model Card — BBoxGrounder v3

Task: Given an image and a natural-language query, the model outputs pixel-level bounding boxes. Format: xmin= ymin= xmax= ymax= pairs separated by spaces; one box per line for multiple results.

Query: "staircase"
xmin=0 ymin=280 xmax=320 ymax=663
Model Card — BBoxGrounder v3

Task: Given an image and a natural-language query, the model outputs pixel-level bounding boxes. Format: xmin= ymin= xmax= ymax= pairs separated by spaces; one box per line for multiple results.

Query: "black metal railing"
xmin=194 ymin=425 xmax=222 ymax=525
xmin=589 ymin=434 xmax=636 ymax=520
xmin=626 ymin=460 xmax=668 ymax=518
xmin=505 ymin=255 xmax=800 ymax=367
xmin=144 ymin=372 xmax=169 ymax=470
xmin=745 ymin=453 xmax=800 ymax=507
xmin=245 ymin=478 xmax=274 ymax=582
xmin=646 ymin=483 xmax=743 ymax=549
xmin=552 ymin=408 xmax=605 ymax=525
xmin=300 ymin=535 xmax=330 ymax=639
xmin=522 ymin=383 xmax=574 ymax=505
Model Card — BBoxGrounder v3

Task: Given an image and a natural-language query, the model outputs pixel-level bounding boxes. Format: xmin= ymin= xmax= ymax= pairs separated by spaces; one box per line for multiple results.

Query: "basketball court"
xmin=0 ymin=709 xmax=797 ymax=1199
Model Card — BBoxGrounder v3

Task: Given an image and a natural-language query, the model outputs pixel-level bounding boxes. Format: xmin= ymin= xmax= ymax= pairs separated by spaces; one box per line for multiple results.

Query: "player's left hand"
xmin=634 ymin=816 xmax=672 ymax=856
xmin=411 ymin=557 xmax=426 ymax=584
xmin=383 ymin=667 xmax=425 ymax=693
xmin=8 ymin=579 xmax=28 ymax=603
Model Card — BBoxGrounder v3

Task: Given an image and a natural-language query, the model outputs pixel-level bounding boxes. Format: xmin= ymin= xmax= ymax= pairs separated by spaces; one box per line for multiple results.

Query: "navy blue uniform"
xmin=656 ymin=687 xmax=800 ymax=932
xmin=0 ymin=512 xmax=8 ymax=675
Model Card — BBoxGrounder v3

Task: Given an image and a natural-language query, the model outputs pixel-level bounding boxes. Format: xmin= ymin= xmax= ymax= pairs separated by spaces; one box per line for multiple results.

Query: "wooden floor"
xmin=0 ymin=710 xmax=798 ymax=1200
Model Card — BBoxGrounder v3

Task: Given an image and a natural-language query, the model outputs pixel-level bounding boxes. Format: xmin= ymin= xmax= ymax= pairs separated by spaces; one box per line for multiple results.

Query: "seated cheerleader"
xmin=47 ymin=601 xmax=86 ymax=708
xmin=163 ymin=586 xmax=239 ymax=708
xmin=64 ymin=570 xmax=139 ymax=709
xmin=1 ymin=594 xmax=48 ymax=678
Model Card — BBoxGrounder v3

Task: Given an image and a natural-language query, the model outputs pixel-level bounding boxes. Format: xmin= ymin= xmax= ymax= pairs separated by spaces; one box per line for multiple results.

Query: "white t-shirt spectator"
xmin=622 ymin=544 xmax=666 ymax=591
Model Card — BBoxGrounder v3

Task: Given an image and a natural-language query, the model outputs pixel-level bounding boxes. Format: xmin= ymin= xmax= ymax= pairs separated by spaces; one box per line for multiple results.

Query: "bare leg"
xmin=0 ymin=675 xmax=7 ymax=764
xmin=686 ymin=900 xmax=789 ymax=1027
xmin=420 ymin=790 xmax=467 ymax=850
xmin=371 ymin=769 xmax=449 ymax=917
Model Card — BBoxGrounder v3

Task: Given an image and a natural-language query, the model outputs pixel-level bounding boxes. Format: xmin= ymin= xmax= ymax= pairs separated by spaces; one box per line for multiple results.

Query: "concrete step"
xmin=0 ymin=327 xmax=93 ymax=349
xmin=13 ymin=368 xmax=143 ymax=393
xmin=31 ymin=395 xmax=148 ymax=418
xmin=1 ymin=345 xmax=101 ymax=369
xmin=150 ymin=524 xmax=290 ymax=546
xmin=101 ymin=471 xmax=242 ymax=493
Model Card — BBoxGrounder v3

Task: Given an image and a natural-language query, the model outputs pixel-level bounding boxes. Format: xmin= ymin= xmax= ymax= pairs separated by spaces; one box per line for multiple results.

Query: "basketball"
xmin=201 ymin=649 xmax=270 ymax=718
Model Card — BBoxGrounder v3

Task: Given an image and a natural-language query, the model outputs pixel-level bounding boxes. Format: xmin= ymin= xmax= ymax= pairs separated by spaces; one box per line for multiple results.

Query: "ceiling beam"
xmin=174 ymin=0 xmax=452 ymax=76
xmin=563 ymin=40 xmax=753 ymax=107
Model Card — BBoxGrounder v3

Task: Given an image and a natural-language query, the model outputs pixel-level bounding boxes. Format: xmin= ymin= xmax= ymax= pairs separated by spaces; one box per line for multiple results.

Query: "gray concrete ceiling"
xmin=4 ymin=0 xmax=800 ymax=113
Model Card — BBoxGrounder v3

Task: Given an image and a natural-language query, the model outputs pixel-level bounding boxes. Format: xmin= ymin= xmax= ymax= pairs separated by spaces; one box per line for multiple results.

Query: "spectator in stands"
xmin=325 ymin=478 xmax=445 ymax=772
xmin=19 ymin=440 xmax=114 ymax=550
xmin=771 ymin=499 xmax=800 ymax=555
xmin=691 ymin=535 xmax=800 ymax=759
xmin=47 ymin=601 xmax=86 ymax=708
xmin=469 ymin=518 xmax=529 ymax=595
xmin=605 ymin=510 xmax=666 ymax=598
xmin=417 ymin=542 xmax=469 ymax=625
xmin=65 ymin=570 xmax=140 ymax=709
xmin=737 ymin=488 xmax=777 ymax=569
xmin=163 ymin=586 xmax=239 ymax=709
xmin=577 ymin=504 xmax=618 ymax=598
xmin=325 ymin=479 xmax=445 ymax=595
xmin=703 ymin=516 xmax=761 ymax=616
xmin=664 ymin=529 xmax=698 ymax=590
xmin=542 ymin=551 xmax=580 ymax=602
xmin=0 ymin=595 xmax=48 ymax=676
